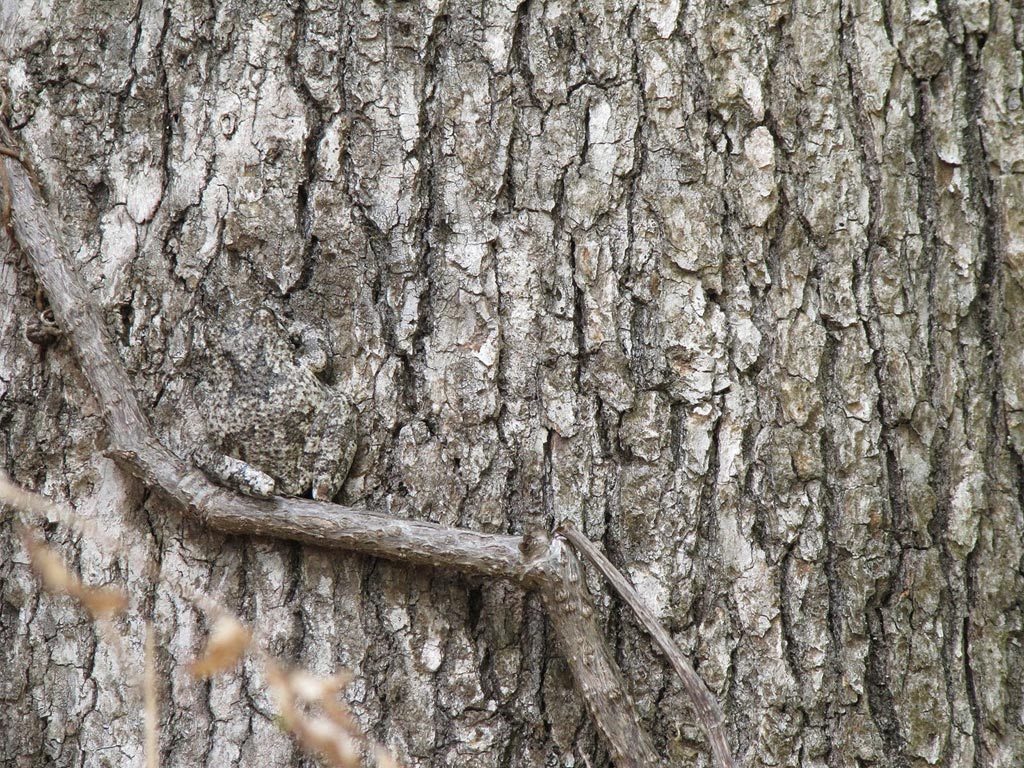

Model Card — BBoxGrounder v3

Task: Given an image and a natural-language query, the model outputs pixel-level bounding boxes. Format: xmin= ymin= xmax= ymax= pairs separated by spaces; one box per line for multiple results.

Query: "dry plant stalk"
xmin=5 ymin=476 xmax=401 ymax=768
xmin=21 ymin=531 xmax=129 ymax=619
xmin=373 ymin=745 xmax=401 ymax=768
xmin=188 ymin=616 xmax=252 ymax=679
xmin=144 ymin=623 xmax=159 ymax=768
xmin=0 ymin=472 xmax=122 ymax=552
xmin=266 ymin=662 xmax=361 ymax=768
xmin=263 ymin=661 xmax=397 ymax=768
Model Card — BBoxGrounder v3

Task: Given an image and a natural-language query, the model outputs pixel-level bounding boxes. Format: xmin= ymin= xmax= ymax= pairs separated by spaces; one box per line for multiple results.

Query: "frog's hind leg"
xmin=306 ymin=397 xmax=357 ymax=501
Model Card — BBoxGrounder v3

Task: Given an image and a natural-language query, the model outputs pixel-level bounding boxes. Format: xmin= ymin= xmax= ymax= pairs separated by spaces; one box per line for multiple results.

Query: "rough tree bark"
xmin=1 ymin=1 xmax=1022 ymax=767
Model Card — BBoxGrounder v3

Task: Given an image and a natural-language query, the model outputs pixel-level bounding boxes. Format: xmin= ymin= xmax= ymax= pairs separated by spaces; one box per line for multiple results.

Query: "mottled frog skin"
xmin=194 ymin=306 xmax=356 ymax=500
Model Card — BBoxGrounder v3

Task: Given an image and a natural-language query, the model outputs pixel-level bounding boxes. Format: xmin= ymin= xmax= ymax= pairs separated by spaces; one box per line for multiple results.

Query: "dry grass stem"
xmin=0 ymin=472 xmax=122 ymax=551
xmin=188 ymin=615 xmax=252 ymax=679
xmin=5 ymin=471 xmax=398 ymax=768
xmin=289 ymin=670 xmax=357 ymax=731
xmin=22 ymin=532 xmax=129 ymax=619
xmin=373 ymin=745 xmax=400 ymax=768
xmin=145 ymin=623 xmax=159 ymax=768
xmin=0 ymin=472 xmax=61 ymax=520
xmin=264 ymin=660 xmax=395 ymax=768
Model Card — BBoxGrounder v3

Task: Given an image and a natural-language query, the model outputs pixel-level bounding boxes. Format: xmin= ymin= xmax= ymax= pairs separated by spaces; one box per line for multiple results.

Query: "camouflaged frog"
xmin=193 ymin=306 xmax=357 ymax=500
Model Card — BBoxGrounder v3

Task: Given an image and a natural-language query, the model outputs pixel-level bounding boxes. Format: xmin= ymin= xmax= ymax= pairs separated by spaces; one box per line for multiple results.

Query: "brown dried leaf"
xmin=373 ymin=745 xmax=401 ymax=768
xmin=264 ymin=659 xmax=295 ymax=716
xmin=264 ymin=661 xmax=365 ymax=768
xmin=294 ymin=716 xmax=360 ymax=768
xmin=25 ymin=536 xmax=76 ymax=592
xmin=320 ymin=697 xmax=358 ymax=733
xmin=289 ymin=669 xmax=353 ymax=702
xmin=189 ymin=616 xmax=251 ymax=679
xmin=289 ymin=670 xmax=356 ymax=730
xmin=77 ymin=585 xmax=130 ymax=618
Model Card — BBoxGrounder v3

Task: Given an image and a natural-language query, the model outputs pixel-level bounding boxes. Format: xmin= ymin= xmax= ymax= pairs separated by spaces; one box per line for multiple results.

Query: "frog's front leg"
xmin=194 ymin=441 xmax=277 ymax=498
xmin=304 ymin=394 xmax=357 ymax=501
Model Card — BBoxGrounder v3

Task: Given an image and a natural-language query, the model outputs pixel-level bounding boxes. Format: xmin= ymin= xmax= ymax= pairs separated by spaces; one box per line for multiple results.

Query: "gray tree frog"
xmin=193 ymin=305 xmax=357 ymax=501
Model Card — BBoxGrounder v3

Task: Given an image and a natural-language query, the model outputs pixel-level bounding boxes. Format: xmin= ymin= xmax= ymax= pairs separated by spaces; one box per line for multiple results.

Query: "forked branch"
xmin=2 ymin=118 xmax=733 ymax=768
xmin=557 ymin=524 xmax=736 ymax=768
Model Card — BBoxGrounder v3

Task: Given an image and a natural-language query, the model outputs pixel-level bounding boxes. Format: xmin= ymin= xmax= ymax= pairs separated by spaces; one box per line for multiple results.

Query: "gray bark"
xmin=1 ymin=1 xmax=1022 ymax=767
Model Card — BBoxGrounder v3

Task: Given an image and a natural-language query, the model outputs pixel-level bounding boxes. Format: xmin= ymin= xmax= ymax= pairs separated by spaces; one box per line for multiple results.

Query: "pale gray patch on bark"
xmin=1 ymin=1 xmax=1023 ymax=767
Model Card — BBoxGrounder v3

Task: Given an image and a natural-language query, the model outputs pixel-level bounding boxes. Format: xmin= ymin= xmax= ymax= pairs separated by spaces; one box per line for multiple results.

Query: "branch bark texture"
xmin=1 ymin=143 xmax=670 ymax=768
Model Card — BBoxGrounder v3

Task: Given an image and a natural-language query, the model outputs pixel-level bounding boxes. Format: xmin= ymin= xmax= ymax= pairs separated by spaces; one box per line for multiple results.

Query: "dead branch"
xmin=1 ymin=118 xmax=728 ymax=768
xmin=557 ymin=523 xmax=736 ymax=768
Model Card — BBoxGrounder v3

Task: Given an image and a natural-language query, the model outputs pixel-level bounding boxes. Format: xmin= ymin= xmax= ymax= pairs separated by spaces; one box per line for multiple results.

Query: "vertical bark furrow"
xmin=3 ymin=0 xmax=1024 ymax=766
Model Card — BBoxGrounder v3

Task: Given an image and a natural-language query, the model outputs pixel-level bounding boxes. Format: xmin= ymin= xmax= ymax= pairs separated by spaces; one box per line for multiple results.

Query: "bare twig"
xmin=536 ymin=534 xmax=663 ymax=767
xmin=0 ymin=115 xmax=726 ymax=768
xmin=557 ymin=523 xmax=737 ymax=768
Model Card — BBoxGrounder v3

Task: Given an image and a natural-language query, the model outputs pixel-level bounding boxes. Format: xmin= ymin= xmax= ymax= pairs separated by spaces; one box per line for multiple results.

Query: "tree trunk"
xmin=1 ymin=1 xmax=1022 ymax=767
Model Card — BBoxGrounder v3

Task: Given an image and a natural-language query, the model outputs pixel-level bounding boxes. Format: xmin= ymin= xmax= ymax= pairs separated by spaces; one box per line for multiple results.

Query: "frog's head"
xmin=203 ymin=305 xmax=284 ymax=364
